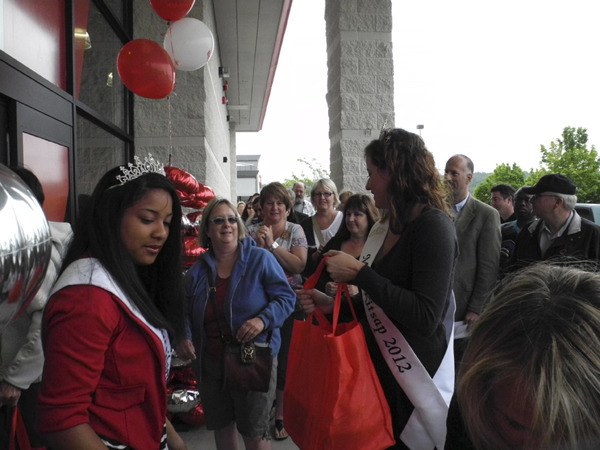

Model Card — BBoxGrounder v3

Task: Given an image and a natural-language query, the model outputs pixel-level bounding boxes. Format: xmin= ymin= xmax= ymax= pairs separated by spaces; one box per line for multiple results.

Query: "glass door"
xmin=13 ymin=102 xmax=73 ymax=222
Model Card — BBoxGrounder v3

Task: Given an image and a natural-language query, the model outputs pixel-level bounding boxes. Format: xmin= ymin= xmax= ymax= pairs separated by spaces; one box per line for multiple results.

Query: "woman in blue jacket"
xmin=177 ymin=198 xmax=295 ymax=450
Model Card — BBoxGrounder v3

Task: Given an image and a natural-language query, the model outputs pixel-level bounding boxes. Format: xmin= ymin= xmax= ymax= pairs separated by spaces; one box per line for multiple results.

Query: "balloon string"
xmin=168 ymin=94 xmax=173 ymax=166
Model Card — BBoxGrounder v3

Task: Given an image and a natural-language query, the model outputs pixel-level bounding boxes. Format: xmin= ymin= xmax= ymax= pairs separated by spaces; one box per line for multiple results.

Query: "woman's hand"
xmin=257 ymin=224 xmax=274 ymax=248
xmin=0 ymin=381 xmax=21 ymax=407
xmin=175 ymin=339 xmax=197 ymax=361
xmin=325 ymin=281 xmax=359 ymax=298
xmin=296 ymin=288 xmax=334 ymax=315
xmin=236 ymin=317 xmax=266 ymax=343
xmin=324 ymin=250 xmax=365 ymax=283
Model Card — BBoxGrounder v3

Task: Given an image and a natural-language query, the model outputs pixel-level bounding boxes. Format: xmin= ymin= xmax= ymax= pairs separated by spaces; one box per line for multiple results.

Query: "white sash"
xmin=360 ymin=219 xmax=455 ymax=449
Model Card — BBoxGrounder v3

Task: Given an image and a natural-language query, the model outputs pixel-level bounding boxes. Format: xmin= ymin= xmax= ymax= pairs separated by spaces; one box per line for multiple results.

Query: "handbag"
xmin=283 ymin=258 xmax=395 ymax=450
xmin=223 ymin=340 xmax=272 ymax=392
xmin=207 ymin=275 xmax=273 ymax=392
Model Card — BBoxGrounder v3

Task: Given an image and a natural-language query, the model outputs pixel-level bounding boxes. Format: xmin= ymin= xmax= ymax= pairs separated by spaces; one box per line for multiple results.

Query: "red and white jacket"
xmin=37 ymin=258 xmax=171 ymax=449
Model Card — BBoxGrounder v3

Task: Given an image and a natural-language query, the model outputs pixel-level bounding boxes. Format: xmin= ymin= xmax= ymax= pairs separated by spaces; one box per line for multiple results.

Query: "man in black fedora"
xmin=510 ymin=173 xmax=600 ymax=270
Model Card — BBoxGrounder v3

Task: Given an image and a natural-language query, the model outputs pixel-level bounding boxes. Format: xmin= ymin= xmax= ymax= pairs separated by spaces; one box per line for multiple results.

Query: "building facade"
xmin=0 ymin=0 xmax=291 ymax=223
xmin=0 ymin=0 xmax=394 ymax=223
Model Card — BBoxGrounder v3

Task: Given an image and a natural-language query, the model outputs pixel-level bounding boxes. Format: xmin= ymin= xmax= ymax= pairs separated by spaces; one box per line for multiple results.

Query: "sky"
xmin=236 ymin=0 xmax=600 ymax=184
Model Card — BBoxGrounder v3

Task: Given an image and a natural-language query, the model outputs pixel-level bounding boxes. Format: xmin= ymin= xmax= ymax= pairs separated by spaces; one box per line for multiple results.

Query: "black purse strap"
xmin=206 ymin=266 xmax=272 ymax=344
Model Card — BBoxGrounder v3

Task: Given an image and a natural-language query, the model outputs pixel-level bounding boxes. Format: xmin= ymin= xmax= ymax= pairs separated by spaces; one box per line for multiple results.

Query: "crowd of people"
xmin=2 ymin=128 xmax=600 ymax=449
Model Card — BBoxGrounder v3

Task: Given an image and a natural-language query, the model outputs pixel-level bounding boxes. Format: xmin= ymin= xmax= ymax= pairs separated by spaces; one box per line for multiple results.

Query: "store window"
xmin=0 ymin=0 xmax=66 ymax=89
xmin=76 ymin=0 xmax=126 ymax=130
xmin=105 ymin=0 xmax=124 ymax=26
xmin=76 ymin=115 xmax=127 ymax=196
xmin=22 ymin=134 xmax=69 ymax=222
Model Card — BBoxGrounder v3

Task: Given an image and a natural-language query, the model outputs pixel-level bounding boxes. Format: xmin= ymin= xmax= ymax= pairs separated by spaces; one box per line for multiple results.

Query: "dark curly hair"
xmin=365 ymin=128 xmax=451 ymax=232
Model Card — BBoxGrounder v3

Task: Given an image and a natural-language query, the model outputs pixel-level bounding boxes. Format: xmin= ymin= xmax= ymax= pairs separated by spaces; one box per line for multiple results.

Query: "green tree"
xmin=282 ymin=157 xmax=330 ymax=191
xmin=473 ymin=163 xmax=527 ymax=203
xmin=532 ymin=126 xmax=600 ymax=202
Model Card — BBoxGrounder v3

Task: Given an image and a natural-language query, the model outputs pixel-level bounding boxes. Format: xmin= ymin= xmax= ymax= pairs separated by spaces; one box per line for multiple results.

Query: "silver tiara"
xmin=116 ymin=154 xmax=165 ymax=185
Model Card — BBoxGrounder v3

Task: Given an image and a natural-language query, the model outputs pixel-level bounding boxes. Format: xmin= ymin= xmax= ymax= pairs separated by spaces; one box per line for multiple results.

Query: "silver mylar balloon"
xmin=168 ymin=389 xmax=201 ymax=413
xmin=0 ymin=164 xmax=51 ymax=333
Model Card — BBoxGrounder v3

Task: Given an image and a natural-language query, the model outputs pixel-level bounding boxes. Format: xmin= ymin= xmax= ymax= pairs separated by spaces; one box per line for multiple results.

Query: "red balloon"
xmin=164 ymin=166 xmax=215 ymax=209
xmin=183 ymin=236 xmax=206 ymax=268
xmin=150 ymin=0 xmax=195 ymax=21
xmin=177 ymin=403 xmax=205 ymax=428
xmin=117 ymin=39 xmax=175 ymax=99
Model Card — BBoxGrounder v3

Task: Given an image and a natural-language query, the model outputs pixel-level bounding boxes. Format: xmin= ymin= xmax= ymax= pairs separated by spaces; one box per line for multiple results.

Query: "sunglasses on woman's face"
xmin=209 ymin=216 xmax=238 ymax=225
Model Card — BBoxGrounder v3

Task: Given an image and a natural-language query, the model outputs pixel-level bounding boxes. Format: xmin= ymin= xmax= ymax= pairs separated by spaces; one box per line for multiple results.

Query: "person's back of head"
xmin=10 ymin=165 xmax=45 ymax=206
xmin=458 ymin=263 xmax=600 ymax=449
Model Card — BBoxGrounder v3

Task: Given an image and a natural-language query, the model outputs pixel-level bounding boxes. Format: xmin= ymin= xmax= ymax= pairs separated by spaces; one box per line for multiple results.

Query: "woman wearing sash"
xmin=298 ymin=128 xmax=458 ymax=449
xmin=37 ymin=161 xmax=187 ymax=449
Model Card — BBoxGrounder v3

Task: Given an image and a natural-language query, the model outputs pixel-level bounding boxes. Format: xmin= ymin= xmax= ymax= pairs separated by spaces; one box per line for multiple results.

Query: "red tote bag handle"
xmin=303 ymin=256 xmax=358 ymax=334
xmin=331 ymin=283 xmax=358 ymax=335
xmin=10 ymin=407 xmax=32 ymax=450
xmin=303 ymin=256 xmax=329 ymax=290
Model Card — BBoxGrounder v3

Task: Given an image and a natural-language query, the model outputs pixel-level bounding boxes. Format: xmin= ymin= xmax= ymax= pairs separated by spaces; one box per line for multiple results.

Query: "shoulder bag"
xmin=208 ymin=277 xmax=273 ymax=393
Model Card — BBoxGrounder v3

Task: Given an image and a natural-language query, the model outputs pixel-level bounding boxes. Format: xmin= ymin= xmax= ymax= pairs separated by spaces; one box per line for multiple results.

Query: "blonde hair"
xmin=310 ymin=178 xmax=339 ymax=208
xmin=458 ymin=263 xmax=600 ymax=449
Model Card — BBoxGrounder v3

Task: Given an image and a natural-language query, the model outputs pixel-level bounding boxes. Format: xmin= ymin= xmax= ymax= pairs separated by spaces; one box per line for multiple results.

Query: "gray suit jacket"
xmin=453 ymin=196 xmax=501 ymax=320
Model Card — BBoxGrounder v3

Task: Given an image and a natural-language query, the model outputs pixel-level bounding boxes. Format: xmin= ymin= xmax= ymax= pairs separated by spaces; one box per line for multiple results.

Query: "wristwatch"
xmin=270 ymin=241 xmax=280 ymax=252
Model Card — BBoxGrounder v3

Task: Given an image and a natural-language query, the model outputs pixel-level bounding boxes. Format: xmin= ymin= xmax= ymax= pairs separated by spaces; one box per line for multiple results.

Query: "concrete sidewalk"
xmin=179 ymin=424 xmax=300 ymax=450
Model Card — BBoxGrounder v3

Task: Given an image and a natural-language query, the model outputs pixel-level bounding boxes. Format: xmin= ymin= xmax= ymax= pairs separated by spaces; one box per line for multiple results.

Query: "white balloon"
xmin=163 ymin=18 xmax=214 ymax=71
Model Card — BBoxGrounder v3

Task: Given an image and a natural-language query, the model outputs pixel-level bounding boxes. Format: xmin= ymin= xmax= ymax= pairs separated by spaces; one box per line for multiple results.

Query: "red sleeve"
xmin=37 ymin=285 xmax=123 ymax=433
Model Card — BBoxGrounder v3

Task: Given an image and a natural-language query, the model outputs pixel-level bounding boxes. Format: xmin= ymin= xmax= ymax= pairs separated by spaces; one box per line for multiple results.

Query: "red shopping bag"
xmin=284 ymin=259 xmax=394 ymax=450
xmin=9 ymin=407 xmax=32 ymax=450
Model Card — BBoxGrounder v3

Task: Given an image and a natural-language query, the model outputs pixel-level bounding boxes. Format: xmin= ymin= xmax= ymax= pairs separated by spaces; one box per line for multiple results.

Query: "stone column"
xmin=325 ymin=0 xmax=394 ymax=193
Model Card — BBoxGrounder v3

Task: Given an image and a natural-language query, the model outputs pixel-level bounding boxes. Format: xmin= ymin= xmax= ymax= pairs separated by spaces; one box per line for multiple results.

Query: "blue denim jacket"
xmin=184 ymin=237 xmax=295 ymax=364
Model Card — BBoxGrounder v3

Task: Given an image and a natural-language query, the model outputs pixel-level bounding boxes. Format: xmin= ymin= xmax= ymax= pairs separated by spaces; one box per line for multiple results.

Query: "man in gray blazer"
xmin=445 ymin=155 xmax=501 ymax=329
xmin=444 ymin=155 xmax=501 ymax=450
